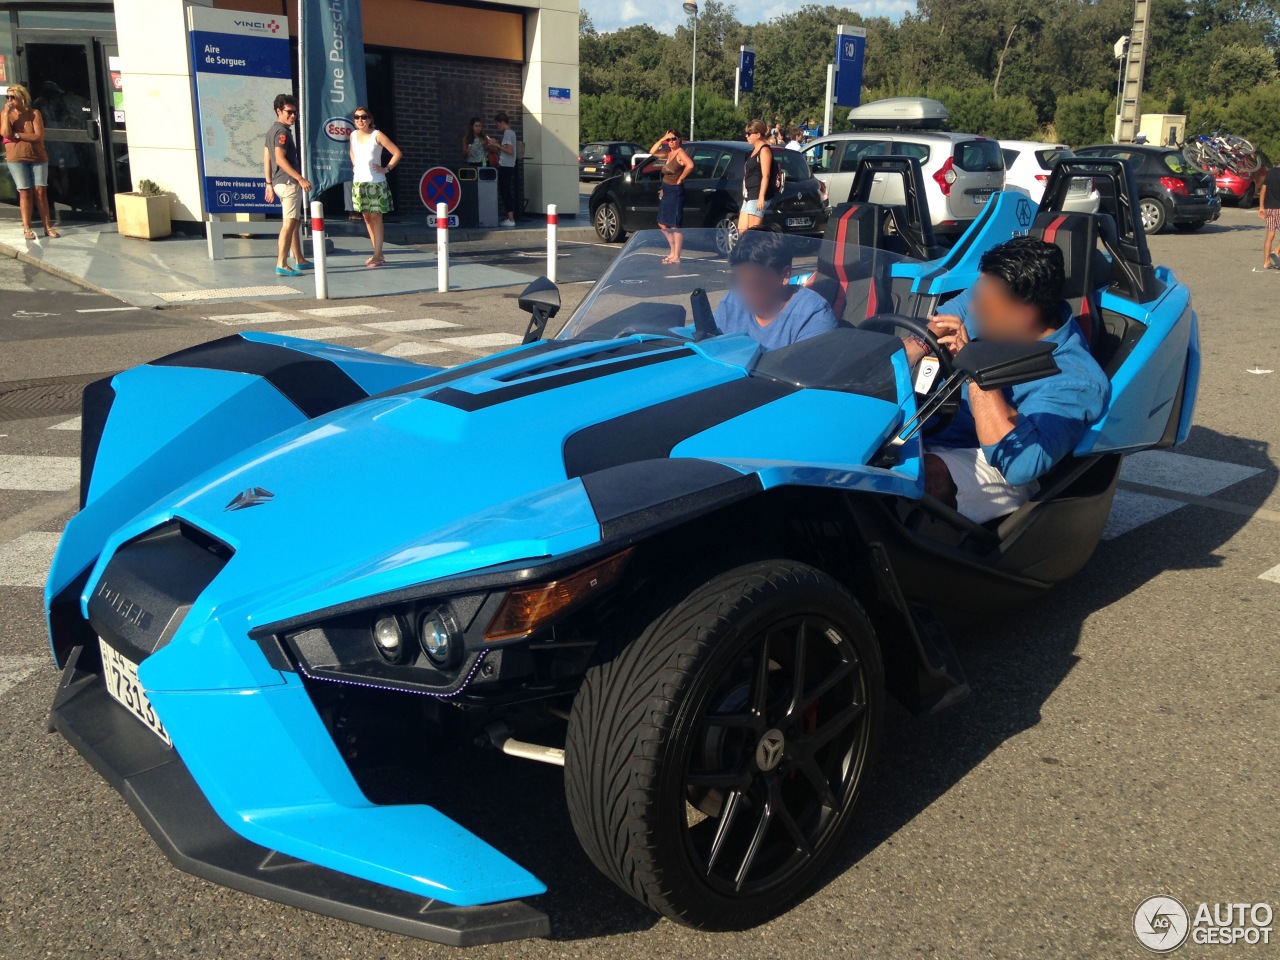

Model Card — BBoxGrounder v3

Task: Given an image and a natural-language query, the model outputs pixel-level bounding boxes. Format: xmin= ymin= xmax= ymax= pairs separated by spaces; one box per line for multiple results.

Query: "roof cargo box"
xmin=848 ymin=97 xmax=949 ymax=130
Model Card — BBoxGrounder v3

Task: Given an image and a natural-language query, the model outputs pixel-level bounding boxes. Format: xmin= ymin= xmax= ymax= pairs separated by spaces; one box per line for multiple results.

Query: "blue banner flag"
xmin=739 ymin=47 xmax=755 ymax=94
xmin=301 ymin=0 xmax=368 ymax=196
xmin=834 ymin=26 xmax=866 ymax=108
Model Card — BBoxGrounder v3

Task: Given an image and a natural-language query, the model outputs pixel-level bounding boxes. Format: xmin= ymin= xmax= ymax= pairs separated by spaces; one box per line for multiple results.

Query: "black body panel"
xmin=49 ymin=645 xmax=550 ymax=947
xmin=580 ymin=458 xmax=764 ymax=539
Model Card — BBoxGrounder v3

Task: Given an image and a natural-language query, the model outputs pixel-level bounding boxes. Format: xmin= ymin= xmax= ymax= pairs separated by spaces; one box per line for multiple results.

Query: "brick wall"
xmin=388 ymin=51 xmax=523 ymax=216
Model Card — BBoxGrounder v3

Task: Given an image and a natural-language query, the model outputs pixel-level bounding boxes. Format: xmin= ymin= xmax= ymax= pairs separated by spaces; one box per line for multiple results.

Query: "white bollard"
xmin=436 ymin=201 xmax=449 ymax=293
xmin=310 ymin=200 xmax=328 ymax=300
xmin=546 ymin=203 xmax=558 ymax=283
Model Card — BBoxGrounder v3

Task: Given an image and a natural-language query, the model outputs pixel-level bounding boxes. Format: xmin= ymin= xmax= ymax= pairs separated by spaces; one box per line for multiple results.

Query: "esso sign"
xmin=323 ymin=117 xmax=354 ymax=143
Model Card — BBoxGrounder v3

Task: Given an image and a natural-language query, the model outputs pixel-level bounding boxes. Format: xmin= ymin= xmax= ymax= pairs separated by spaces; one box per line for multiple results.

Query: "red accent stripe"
xmin=833 ymin=205 xmax=859 ymax=289
xmin=310 ymin=217 xmax=324 ymax=233
xmin=548 ymin=212 xmax=559 ymax=225
xmin=1040 ymin=214 xmax=1068 ymax=244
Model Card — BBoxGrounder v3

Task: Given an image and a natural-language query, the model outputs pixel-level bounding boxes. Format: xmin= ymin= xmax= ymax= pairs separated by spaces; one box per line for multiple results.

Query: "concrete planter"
xmin=116 ymin=192 xmax=172 ymax=240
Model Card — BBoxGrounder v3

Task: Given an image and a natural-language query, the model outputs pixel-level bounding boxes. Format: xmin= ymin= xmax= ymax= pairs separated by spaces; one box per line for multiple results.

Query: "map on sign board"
xmin=198 ymin=75 xmax=279 ymax=177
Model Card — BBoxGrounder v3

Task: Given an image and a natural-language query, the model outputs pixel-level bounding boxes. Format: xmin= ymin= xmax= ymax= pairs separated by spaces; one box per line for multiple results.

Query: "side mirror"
xmin=517 ymin=277 xmax=561 ymax=344
xmin=954 ymin=339 xmax=1059 ymax=390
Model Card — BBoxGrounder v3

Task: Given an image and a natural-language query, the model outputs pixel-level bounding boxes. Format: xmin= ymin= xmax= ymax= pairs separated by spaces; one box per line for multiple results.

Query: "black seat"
xmin=1029 ymin=211 xmax=1109 ymax=353
xmin=809 ymin=203 xmax=894 ymax=324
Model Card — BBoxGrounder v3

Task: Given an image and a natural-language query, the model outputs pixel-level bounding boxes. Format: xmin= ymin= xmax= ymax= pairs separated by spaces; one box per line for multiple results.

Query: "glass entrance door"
xmin=16 ymin=35 xmax=112 ymax=219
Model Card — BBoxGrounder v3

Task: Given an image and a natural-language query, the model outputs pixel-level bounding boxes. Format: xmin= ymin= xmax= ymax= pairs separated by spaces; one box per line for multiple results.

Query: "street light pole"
xmin=683 ymin=0 xmax=698 ymax=141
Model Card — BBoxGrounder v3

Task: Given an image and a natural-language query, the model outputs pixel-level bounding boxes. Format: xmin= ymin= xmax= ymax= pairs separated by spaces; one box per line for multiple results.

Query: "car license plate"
xmin=583 ymin=166 xmax=597 ymax=173
xmin=973 ymin=192 xmax=991 ymax=205
xmin=99 ymin=638 xmax=171 ymax=745
xmin=1193 ymin=188 xmax=1206 ymax=197
xmin=786 ymin=217 xmax=813 ymax=228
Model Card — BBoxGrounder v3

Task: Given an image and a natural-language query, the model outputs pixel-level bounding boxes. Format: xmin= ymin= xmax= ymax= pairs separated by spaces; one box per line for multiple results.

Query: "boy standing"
xmin=264 ymin=94 xmax=312 ymax=276
xmin=494 ymin=112 xmax=518 ymax=227
xmin=1259 ymin=163 xmax=1280 ymax=271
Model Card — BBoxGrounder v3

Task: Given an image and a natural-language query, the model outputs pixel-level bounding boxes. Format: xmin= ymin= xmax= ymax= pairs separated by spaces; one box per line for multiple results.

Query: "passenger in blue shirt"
xmin=903 ymin=236 xmax=1111 ymax=523
xmin=714 ymin=230 xmax=838 ymax=350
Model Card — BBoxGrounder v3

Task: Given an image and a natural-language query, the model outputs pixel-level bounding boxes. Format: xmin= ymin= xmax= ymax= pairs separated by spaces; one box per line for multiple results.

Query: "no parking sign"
xmin=419 ymin=166 xmax=461 ymax=213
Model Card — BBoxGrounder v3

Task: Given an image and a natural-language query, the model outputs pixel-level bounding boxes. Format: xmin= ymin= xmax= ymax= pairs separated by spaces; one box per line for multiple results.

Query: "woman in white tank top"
xmin=349 ymin=106 xmax=403 ymax=267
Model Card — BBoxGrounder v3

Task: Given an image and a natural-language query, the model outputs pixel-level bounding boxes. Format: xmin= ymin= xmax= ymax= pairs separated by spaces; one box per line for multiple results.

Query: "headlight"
xmin=372 ymin=613 xmax=406 ymax=662
xmin=418 ymin=606 xmax=459 ymax=665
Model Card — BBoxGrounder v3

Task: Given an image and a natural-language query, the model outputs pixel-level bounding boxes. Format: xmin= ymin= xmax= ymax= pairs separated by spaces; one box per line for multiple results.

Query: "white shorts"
xmin=927 ymin=446 xmax=1038 ymax=524
xmin=275 ymin=181 xmax=302 ymax=220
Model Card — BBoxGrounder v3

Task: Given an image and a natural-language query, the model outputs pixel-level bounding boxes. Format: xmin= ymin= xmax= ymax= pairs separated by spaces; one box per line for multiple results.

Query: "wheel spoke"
xmin=794 ymin=657 xmax=859 ymax=718
xmin=798 ymin=755 xmax=839 ymax=811
xmin=704 ymin=788 xmax=743 ymax=876
xmin=769 ymin=777 xmax=813 ymax=857
xmin=788 ymin=620 xmax=808 ymax=713
xmin=807 ymin=699 xmax=866 ymax=751
xmin=750 ymin=631 xmax=772 ymax=716
xmin=733 ymin=793 xmax=773 ymax=890
xmin=687 ymin=768 xmax=753 ymax=790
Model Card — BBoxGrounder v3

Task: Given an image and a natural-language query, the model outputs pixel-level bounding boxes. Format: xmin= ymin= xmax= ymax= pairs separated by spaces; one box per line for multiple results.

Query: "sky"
xmin=582 ymin=0 xmax=912 ymax=34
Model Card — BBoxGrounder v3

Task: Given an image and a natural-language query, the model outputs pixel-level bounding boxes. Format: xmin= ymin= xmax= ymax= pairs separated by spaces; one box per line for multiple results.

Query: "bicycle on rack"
xmin=1179 ymin=125 xmax=1261 ymax=176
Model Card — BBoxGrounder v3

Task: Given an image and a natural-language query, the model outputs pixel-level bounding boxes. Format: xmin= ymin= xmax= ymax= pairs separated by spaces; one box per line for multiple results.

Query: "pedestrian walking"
xmin=349 ymin=105 xmax=402 ymax=268
xmin=494 ymin=112 xmax=518 ymax=226
xmin=263 ymin=93 xmax=311 ymax=276
xmin=650 ymin=129 xmax=692 ymax=264
xmin=462 ymin=117 xmax=488 ymax=166
xmin=1258 ymin=162 xmax=1280 ymax=271
xmin=1 ymin=84 xmax=58 ymax=240
xmin=740 ymin=119 xmax=776 ymax=235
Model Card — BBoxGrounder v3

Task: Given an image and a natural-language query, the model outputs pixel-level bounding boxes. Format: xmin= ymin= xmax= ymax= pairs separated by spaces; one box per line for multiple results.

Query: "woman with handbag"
xmin=739 ymin=119 xmax=776 ymax=235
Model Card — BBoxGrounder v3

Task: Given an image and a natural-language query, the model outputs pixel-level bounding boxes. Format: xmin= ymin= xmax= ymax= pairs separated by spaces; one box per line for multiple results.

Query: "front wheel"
xmin=1139 ymin=197 xmax=1168 ymax=235
xmin=593 ymin=201 xmax=625 ymax=243
xmin=714 ymin=214 xmax=740 ymax=255
xmin=1241 ymin=185 xmax=1256 ymax=208
xmin=565 ymin=559 xmax=885 ymax=930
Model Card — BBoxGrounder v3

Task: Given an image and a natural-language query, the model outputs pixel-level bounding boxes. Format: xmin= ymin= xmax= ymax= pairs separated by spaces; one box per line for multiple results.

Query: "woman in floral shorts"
xmin=349 ymin=106 xmax=403 ymax=267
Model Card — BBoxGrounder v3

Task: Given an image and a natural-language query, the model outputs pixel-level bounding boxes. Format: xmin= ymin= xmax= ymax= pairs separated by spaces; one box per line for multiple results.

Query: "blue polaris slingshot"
xmin=45 ymin=159 xmax=1199 ymax=945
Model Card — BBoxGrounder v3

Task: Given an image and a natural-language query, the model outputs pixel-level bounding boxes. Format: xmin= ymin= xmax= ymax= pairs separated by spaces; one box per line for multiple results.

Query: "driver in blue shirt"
xmin=714 ymin=230 xmax=838 ymax=349
xmin=903 ymin=236 xmax=1111 ymax=523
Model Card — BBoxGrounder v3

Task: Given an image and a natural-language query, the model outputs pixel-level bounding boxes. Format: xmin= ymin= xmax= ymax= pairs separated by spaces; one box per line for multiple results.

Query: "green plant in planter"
xmin=134 ymin=179 xmax=168 ymax=197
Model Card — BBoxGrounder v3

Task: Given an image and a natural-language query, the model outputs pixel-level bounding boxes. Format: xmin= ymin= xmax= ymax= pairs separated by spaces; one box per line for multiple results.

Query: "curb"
xmin=0 ymin=240 xmax=121 ymax=300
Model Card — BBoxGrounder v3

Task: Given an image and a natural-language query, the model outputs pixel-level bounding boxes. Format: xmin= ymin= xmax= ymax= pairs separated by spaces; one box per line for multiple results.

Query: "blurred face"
xmin=732 ymin=261 xmax=790 ymax=319
xmin=970 ymin=273 xmax=1041 ymax=342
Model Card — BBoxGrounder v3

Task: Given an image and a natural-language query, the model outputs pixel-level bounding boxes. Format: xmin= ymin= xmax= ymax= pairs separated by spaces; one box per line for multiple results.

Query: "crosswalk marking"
xmin=1103 ymin=490 xmax=1186 ymax=541
xmin=1120 ymin=450 xmax=1262 ymax=496
xmin=365 ymin=318 xmax=460 ymax=332
xmin=0 ymin=655 xmax=48 ymax=698
xmin=275 ymin=326 xmax=367 ymax=340
xmin=437 ymin=333 xmax=524 ymax=349
xmin=0 ymin=531 xmax=61 ymax=587
xmin=209 ymin=311 xmax=295 ymax=326
xmin=0 ymin=455 xmax=78 ymax=491
xmin=1260 ymin=564 xmax=1280 ymax=585
xmin=49 ymin=417 xmax=81 ymax=431
xmin=383 ymin=342 xmax=450 ymax=358
xmin=304 ymin=304 xmax=390 ymax=318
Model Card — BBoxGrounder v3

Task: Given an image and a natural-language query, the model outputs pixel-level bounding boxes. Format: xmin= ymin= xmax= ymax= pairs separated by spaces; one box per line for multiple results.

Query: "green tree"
xmin=1054 ymin=90 xmax=1115 ymax=147
xmin=1208 ymin=42 xmax=1280 ymax=89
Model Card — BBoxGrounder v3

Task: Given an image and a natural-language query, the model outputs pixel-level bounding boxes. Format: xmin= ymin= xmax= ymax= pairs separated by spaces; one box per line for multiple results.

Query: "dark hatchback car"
xmin=1075 ymin=144 xmax=1221 ymax=234
xmin=589 ymin=140 xmax=829 ymax=251
xmin=579 ymin=141 xmax=644 ymax=181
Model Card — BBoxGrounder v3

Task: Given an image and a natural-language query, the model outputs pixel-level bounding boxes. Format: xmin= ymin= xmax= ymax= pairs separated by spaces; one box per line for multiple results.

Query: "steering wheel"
xmin=857 ymin=312 xmax=959 ymax=436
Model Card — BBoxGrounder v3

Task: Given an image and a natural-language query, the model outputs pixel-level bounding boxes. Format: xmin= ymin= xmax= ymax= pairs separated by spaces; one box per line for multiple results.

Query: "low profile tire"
xmin=565 ymin=559 xmax=884 ymax=930
xmin=1139 ymin=197 xmax=1168 ymax=235
xmin=714 ymin=214 xmax=740 ymax=255
xmin=1241 ymin=185 xmax=1257 ymax=208
xmin=593 ymin=201 xmax=625 ymax=243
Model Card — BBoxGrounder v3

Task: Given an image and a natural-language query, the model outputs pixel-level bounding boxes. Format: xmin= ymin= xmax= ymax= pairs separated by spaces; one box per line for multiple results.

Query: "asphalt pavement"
xmin=1 ymin=205 xmax=1278 ymax=959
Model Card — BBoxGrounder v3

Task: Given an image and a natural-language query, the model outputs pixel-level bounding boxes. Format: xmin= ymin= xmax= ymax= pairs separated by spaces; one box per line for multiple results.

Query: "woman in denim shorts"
xmin=1 ymin=84 xmax=58 ymax=240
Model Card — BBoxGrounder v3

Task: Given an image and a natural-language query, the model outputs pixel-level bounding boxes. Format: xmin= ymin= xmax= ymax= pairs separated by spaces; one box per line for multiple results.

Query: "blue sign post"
xmin=300 ymin=0 xmax=368 ymax=197
xmin=834 ymin=25 xmax=866 ymax=108
xmin=187 ymin=8 xmax=291 ymax=215
xmin=739 ymin=46 xmax=755 ymax=94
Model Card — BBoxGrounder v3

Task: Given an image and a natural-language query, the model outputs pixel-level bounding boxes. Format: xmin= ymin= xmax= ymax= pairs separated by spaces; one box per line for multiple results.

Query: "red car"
xmin=1210 ymin=153 xmax=1268 ymax=206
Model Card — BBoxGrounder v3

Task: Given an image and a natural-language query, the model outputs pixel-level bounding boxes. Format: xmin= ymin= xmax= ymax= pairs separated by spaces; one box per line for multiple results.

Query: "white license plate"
xmin=583 ymin=166 xmax=597 ymax=173
xmin=786 ymin=217 xmax=813 ymax=228
xmin=973 ymin=192 xmax=992 ymax=205
xmin=1193 ymin=188 xmax=1207 ymax=197
xmin=99 ymin=638 xmax=171 ymax=745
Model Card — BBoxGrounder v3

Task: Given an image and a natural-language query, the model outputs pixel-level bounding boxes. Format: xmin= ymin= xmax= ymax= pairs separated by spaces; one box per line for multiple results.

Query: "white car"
xmin=999 ymin=140 xmax=1101 ymax=214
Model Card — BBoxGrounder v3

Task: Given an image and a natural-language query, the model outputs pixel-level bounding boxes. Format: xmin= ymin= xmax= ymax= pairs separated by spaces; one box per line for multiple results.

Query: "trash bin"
xmin=476 ymin=167 xmax=499 ymax=227
xmin=455 ymin=166 xmax=481 ymax=228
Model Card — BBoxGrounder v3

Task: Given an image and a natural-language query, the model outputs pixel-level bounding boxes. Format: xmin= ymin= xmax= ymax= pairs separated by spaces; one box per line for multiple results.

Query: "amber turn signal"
xmin=484 ymin=549 xmax=633 ymax=642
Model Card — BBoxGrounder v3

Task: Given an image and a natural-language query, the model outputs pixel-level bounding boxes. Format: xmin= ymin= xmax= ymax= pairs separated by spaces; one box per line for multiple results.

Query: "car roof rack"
xmin=847 ymin=97 xmax=949 ymax=131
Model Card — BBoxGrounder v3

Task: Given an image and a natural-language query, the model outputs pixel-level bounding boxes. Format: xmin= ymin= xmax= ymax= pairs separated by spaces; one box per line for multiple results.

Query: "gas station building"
xmin=0 ymin=0 xmax=580 ymax=229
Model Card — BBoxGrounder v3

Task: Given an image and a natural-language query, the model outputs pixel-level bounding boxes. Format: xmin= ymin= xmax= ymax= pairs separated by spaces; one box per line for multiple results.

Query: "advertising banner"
xmin=187 ymin=7 xmax=291 ymax=215
xmin=300 ymin=0 xmax=368 ymax=197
